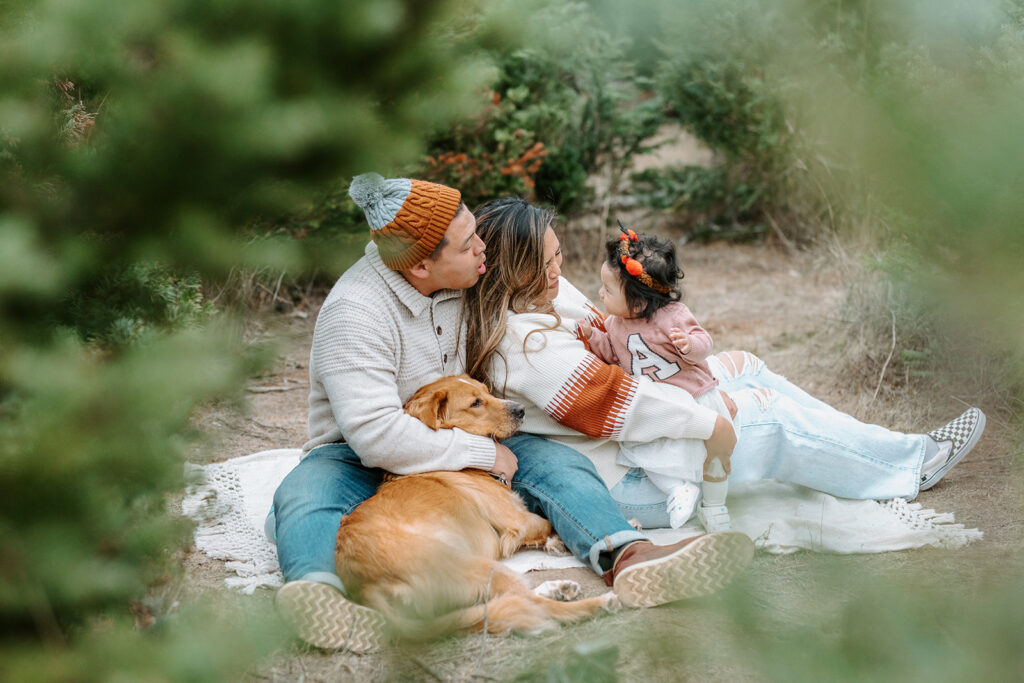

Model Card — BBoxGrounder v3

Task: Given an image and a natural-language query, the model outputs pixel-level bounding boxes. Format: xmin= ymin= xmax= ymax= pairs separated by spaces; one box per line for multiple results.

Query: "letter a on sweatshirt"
xmin=626 ymin=333 xmax=680 ymax=381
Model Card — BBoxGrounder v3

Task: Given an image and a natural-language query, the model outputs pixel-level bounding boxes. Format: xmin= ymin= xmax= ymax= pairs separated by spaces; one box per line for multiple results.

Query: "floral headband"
xmin=617 ymin=223 xmax=671 ymax=295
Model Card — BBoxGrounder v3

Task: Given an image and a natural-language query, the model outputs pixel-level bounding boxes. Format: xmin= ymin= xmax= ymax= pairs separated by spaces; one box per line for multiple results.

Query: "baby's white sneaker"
xmin=667 ymin=483 xmax=700 ymax=529
xmin=697 ymin=503 xmax=733 ymax=533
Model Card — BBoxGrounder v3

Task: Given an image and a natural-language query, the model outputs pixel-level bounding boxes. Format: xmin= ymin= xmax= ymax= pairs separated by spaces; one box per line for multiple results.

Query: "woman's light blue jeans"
xmin=610 ymin=351 xmax=927 ymax=529
xmin=268 ymin=433 xmax=643 ymax=590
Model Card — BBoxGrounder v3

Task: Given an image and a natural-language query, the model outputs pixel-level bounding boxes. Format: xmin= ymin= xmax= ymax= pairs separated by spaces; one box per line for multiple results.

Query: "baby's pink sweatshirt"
xmin=587 ymin=302 xmax=718 ymax=398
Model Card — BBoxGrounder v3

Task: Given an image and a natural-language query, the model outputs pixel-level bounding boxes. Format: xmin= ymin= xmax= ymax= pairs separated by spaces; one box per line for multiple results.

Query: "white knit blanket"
xmin=182 ymin=449 xmax=982 ymax=594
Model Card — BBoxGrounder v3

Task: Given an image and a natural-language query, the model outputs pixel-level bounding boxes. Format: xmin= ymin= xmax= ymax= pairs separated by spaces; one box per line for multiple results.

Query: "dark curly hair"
xmin=604 ymin=229 xmax=684 ymax=320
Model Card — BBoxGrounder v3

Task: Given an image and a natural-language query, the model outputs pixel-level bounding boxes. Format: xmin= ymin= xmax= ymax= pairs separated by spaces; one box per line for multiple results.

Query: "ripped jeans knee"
xmin=731 ymin=387 xmax=780 ymax=419
xmin=712 ymin=350 xmax=766 ymax=379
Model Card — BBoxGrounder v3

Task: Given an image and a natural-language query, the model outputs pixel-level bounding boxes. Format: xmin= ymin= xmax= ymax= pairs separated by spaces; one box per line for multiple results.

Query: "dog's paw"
xmin=533 ymin=579 xmax=581 ymax=602
xmin=600 ymin=591 xmax=622 ymax=613
xmin=543 ymin=535 xmax=569 ymax=556
xmin=627 ymin=518 xmax=643 ymax=532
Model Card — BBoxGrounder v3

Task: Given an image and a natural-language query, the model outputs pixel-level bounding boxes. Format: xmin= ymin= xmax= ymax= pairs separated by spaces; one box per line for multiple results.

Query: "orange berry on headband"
xmin=627 ymin=229 xmax=638 ymax=241
xmin=625 ymin=258 xmax=643 ymax=276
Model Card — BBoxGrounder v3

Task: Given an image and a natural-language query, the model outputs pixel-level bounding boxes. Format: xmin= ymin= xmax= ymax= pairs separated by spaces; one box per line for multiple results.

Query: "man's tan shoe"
xmin=607 ymin=532 xmax=753 ymax=608
xmin=276 ymin=580 xmax=388 ymax=653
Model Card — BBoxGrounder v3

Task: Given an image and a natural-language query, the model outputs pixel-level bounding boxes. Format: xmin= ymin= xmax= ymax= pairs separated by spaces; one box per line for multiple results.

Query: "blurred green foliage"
xmin=2 ymin=0 xmax=1021 ymax=678
xmin=61 ymin=262 xmax=212 ymax=347
xmin=515 ymin=639 xmax=620 ymax=682
xmin=0 ymin=0 xmax=517 ymax=678
xmin=724 ymin=563 xmax=1024 ymax=682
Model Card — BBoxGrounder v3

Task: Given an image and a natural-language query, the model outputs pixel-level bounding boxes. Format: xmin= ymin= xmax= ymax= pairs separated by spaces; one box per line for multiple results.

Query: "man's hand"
xmin=719 ymin=390 xmax=738 ymax=419
xmin=669 ymin=327 xmax=690 ymax=354
xmin=703 ymin=415 xmax=736 ymax=466
xmin=491 ymin=442 xmax=519 ymax=486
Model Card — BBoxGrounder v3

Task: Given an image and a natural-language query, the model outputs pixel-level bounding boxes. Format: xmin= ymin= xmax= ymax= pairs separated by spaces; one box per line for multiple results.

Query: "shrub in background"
xmin=0 ymin=0 xmax=515 ymax=678
xmin=61 ymin=262 xmax=212 ymax=348
xmin=421 ymin=0 xmax=664 ymax=215
xmin=639 ymin=0 xmax=823 ymax=244
xmin=630 ymin=165 xmax=771 ymax=242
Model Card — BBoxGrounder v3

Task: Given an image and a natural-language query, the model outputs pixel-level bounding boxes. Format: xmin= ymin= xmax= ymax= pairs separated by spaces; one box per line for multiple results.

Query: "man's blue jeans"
xmin=268 ymin=433 xmax=643 ymax=590
xmin=610 ymin=351 xmax=928 ymax=528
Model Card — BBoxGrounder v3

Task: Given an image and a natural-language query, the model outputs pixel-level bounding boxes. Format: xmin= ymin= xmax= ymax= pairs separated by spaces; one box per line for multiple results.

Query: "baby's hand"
xmin=669 ymin=327 xmax=690 ymax=354
xmin=578 ymin=321 xmax=593 ymax=339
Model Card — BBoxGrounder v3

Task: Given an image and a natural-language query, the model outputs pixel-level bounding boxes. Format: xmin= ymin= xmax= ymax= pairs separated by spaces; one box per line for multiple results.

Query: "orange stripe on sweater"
xmin=546 ymin=355 xmax=638 ymax=438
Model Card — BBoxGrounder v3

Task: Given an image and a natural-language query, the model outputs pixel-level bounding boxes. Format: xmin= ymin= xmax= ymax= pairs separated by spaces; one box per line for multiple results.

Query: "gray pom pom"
xmin=349 ymin=172 xmax=387 ymax=209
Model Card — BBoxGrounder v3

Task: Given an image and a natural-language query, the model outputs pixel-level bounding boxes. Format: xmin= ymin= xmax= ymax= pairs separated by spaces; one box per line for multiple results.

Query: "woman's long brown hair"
xmin=464 ymin=198 xmax=561 ymax=394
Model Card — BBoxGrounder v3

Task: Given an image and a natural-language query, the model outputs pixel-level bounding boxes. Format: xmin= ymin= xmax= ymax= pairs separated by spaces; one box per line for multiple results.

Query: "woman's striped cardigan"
xmin=489 ymin=278 xmax=719 ymax=486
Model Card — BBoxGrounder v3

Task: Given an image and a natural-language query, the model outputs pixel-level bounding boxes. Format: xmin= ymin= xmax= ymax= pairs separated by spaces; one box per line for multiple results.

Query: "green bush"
xmin=0 ymin=0 xmax=512 ymax=677
xmin=630 ymin=165 xmax=771 ymax=243
xmin=421 ymin=0 xmax=664 ymax=215
xmin=61 ymin=262 xmax=212 ymax=348
xmin=642 ymin=0 xmax=827 ymax=244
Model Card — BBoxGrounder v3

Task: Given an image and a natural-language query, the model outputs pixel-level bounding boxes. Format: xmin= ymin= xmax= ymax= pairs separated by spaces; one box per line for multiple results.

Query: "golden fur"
xmin=334 ymin=375 xmax=615 ymax=638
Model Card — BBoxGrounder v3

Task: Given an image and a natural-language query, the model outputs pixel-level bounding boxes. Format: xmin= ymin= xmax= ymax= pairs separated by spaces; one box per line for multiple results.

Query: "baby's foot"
xmin=667 ymin=483 xmax=700 ymax=529
xmin=698 ymin=503 xmax=733 ymax=533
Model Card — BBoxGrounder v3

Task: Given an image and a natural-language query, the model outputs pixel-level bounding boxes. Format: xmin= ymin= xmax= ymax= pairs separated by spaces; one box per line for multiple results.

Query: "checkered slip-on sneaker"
xmin=613 ymin=531 xmax=753 ymax=609
xmin=276 ymin=580 xmax=388 ymax=653
xmin=920 ymin=407 xmax=986 ymax=491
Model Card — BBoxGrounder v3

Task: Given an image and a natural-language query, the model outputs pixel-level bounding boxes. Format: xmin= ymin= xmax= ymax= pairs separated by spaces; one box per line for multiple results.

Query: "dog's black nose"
xmin=510 ymin=403 xmax=526 ymax=420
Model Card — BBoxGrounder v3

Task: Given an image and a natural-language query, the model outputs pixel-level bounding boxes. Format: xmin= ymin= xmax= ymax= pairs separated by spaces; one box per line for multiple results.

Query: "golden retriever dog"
xmin=334 ymin=375 xmax=617 ymax=639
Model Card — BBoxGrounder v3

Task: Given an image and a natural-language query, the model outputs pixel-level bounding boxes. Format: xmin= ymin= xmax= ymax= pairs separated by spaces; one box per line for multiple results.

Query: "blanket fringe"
xmin=881 ymin=498 xmax=984 ymax=549
xmin=182 ymin=463 xmax=284 ymax=593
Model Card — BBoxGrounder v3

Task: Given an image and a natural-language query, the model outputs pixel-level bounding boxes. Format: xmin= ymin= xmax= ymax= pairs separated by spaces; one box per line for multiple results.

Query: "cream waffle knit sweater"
xmin=302 ymin=243 xmax=495 ymax=474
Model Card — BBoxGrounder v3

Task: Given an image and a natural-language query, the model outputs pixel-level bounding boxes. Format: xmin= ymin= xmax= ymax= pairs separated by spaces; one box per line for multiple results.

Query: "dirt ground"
xmin=185 ymin=230 xmax=1022 ymax=681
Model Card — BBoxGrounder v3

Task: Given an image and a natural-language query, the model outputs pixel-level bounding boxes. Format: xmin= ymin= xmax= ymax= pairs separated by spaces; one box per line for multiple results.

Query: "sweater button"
xmin=443 ymin=354 xmax=448 ymax=364
xmin=436 ymin=326 xmax=442 ymax=335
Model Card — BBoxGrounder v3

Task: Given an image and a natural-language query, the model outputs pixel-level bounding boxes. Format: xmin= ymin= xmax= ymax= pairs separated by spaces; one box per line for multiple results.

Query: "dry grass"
xmin=54 ymin=79 xmax=97 ymax=147
xmin=203 ymin=267 xmax=330 ymax=319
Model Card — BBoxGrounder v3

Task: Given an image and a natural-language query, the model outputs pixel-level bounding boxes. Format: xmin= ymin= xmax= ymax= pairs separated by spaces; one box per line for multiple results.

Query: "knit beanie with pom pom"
xmin=348 ymin=173 xmax=462 ymax=270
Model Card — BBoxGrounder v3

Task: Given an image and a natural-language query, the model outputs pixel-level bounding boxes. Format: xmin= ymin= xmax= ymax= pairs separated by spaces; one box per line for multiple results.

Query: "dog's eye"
xmin=470 ymin=398 xmax=484 ymax=408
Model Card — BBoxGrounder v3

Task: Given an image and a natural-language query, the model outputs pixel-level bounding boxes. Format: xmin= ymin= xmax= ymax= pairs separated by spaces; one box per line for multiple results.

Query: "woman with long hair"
xmin=464 ymin=197 xmax=985 ymax=528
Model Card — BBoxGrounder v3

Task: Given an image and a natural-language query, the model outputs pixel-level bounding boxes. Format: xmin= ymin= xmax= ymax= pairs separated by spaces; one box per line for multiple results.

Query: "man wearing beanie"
xmin=270 ymin=173 xmax=747 ymax=652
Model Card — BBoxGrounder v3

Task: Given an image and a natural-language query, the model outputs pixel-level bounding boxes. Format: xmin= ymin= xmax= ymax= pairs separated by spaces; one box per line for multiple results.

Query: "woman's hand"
xmin=490 ymin=442 xmax=519 ymax=487
xmin=669 ymin=327 xmax=690 ymax=354
xmin=719 ymin=390 xmax=737 ymax=419
xmin=704 ymin=415 xmax=736 ymax=465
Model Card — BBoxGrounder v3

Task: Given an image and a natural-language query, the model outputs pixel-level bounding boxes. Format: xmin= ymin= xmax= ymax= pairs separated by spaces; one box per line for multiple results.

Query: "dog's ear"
xmin=405 ymin=389 xmax=450 ymax=430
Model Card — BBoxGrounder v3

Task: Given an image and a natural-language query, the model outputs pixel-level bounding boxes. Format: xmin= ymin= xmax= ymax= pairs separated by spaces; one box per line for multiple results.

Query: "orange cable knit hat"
xmin=348 ymin=172 xmax=462 ymax=270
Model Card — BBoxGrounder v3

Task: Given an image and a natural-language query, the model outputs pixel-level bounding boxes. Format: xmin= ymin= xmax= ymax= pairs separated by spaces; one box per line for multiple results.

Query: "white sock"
xmin=921 ymin=438 xmax=953 ymax=478
xmin=702 ymin=480 xmax=728 ymax=508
